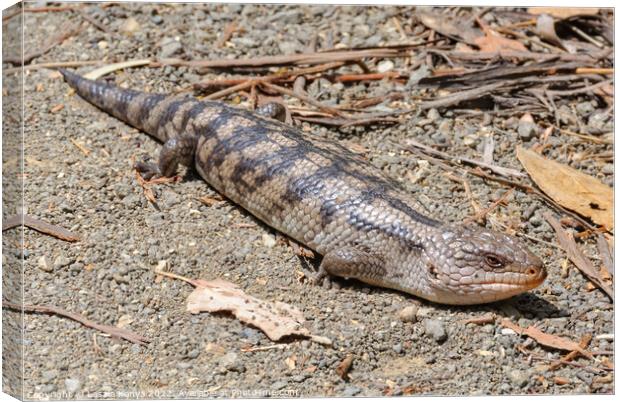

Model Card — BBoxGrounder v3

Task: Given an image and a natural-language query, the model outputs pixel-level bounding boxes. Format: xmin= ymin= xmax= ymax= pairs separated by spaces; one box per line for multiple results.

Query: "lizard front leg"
xmin=135 ymin=134 xmax=198 ymax=180
xmin=311 ymin=246 xmax=386 ymax=287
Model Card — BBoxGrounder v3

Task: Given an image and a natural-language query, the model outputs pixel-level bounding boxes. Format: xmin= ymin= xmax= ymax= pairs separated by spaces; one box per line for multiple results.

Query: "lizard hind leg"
xmin=255 ymin=102 xmax=287 ymax=123
xmin=135 ymin=134 xmax=198 ymax=180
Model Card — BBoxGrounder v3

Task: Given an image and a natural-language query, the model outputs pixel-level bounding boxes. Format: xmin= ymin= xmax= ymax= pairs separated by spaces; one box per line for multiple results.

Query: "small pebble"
xmin=398 ymin=305 xmax=418 ymax=323
xmin=262 ymin=234 xmax=277 ymax=248
xmin=508 ymin=369 xmax=530 ymax=388
xmin=518 ymin=116 xmax=538 ymax=140
xmin=53 ymin=255 xmax=72 ymax=270
xmin=424 ymin=319 xmax=448 ymax=343
xmin=120 ymin=17 xmax=140 ymax=34
xmin=64 ymin=378 xmax=81 ymax=393
xmin=38 ymin=256 xmax=53 ymax=272
xmin=377 ymin=60 xmax=394 ymax=73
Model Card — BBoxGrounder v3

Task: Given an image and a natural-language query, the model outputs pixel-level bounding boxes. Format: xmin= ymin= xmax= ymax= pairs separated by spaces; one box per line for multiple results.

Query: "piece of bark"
xmin=545 ymin=213 xmax=613 ymax=301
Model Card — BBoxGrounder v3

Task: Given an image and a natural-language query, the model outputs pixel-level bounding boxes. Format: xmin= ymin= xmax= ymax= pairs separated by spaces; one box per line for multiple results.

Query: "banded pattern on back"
xmin=61 ymin=69 xmax=441 ymax=257
xmin=61 ymin=69 xmax=547 ymax=305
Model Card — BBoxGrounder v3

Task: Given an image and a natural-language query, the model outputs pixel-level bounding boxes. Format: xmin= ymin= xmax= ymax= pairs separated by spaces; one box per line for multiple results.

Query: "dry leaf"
xmin=474 ymin=19 xmax=527 ymax=53
xmin=417 ymin=10 xmax=481 ymax=44
xmin=528 ymin=8 xmax=599 ymax=19
xmin=500 ymin=319 xmax=593 ymax=358
xmin=516 ymin=147 xmax=613 ymax=229
xmin=336 ymin=354 xmax=354 ymax=380
xmin=186 ymin=278 xmax=330 ymax=344
xmin=554 ymin=376 xmax=570 ymax=385
xmin=285 ymin=355 xmax=297 ymax=370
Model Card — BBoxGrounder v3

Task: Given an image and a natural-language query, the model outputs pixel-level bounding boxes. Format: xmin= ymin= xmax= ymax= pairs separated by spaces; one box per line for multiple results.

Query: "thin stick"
xmin=2 ymin=214 xmax=80 ymax=242
xmin=545 ymin=213 xmax=613 ymax=301
xmin=3 ymin=60 xmax=102 ymax=74
xmin=3 ymin=301 xmax=149 ymax=346
xmin=78 ymin=9 xmax=110 ymax=33
xmin=465 ymin=188 xmax=515 ymax=224
xmin=261 ymin=82 xmax=346 ymax=117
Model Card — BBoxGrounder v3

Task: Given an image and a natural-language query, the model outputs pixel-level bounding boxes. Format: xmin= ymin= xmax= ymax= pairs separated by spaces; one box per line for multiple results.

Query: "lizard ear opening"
xmin=428 ymin=262 xmax=439 ymax=280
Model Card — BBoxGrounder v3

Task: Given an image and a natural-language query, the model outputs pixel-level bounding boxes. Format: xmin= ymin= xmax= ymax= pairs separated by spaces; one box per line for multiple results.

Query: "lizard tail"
xmin=59 ymin=69 xmax=167 ymax=140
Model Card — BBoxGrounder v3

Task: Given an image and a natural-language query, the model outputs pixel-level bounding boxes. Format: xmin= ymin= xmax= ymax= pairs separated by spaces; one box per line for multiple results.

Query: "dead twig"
xmin=465 ymin=188 xmax=515 ymax=225
xmin=418 ymin=81 xmax=505 ymax=110
xmin=3 ymin=60 xmax=102 ymax=74
xmin=596 ymin=234 xmax=613 ymax=278
xmin=261 ymin=81 xmax=346 ymax=117
xmin=544 ymin=213 xmax=613 ymax=301
xmin=2 ymin=300 xmax=149 ymax=346
xmin=215 ymin=20 xmax=238 ymax=48
xmin=2 ymin=214 xmax=80 ymax=242
xmin=78 ymin=9 xmax=110 ymax=33
xmin=401 ymin=139 xmax=525 ymax=178
xmin=158 ymin=44 xmax=432 ymax=69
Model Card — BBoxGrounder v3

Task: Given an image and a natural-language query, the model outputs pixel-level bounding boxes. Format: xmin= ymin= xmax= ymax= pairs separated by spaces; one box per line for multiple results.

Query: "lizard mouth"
xmin=475 ymin=267 xmax=547 ymax=291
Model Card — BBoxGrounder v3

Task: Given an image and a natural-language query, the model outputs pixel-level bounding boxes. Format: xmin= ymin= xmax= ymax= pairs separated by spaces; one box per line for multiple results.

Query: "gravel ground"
xmin=2 ymin=3 xmax=614 ymax=399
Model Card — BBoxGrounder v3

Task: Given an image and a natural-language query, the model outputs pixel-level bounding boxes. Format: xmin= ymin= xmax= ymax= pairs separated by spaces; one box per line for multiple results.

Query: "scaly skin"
xmin=60 ymin=69 xmax=546 ymax=305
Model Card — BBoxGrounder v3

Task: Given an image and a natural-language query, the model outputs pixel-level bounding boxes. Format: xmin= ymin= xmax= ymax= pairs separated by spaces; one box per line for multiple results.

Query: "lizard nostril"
xmin=526 ymin=267 xmax=539 ymax=277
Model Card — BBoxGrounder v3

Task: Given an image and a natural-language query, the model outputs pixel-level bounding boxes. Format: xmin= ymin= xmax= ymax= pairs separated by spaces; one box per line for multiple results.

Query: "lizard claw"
xmin=134 ymin=157 xmax=161 ymax=181
xmin=307 ymin=265 xmax=330 ymax=288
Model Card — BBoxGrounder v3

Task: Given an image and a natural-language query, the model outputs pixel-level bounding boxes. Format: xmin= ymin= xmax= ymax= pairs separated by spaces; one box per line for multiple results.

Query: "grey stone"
xmin=38 ymin=256 xmax=53 ymax=272
xmin=53 ymin=255 xmax=73 ymax=270
xmin=508 ymin=369 xmax=529 ymax=388
xmin=41 ymin=369 xmax=58 ymax=383
xmin=176 ymin=362 xmax=192 ymax=370
xmin=343 ymin=385 xmax=362 ymax=396
xmin=219 ymin=352 xmax=245 ymax=372
xmin=576 ymin=101 xmax=595 ymax=116
xmin=424 ymin=319 xmax=448 ymax=343
xmin=159 ymin=37 xmax=183 ymax=58
xmin=518 ymin=120 xmax=538 ymax=140
xmin=40 ymin=384 xmax=57 ymax=393
xmin=272 ymin=380 xmax=288 ymax=390
xmin=64 ymin=378 xmax=81 ymax=393
xmin=427 ymin=108 xmax=440 ymax=122
xmin=398 ymin=305 xmax=418 ymax=323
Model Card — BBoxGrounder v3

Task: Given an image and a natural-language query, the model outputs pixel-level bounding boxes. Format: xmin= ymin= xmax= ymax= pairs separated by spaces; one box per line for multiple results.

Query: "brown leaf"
xmin=474 ymin=19 xmax=527 ymax=53
xmin=336 ymin=354 xmax=354 ymax=380
xmin=285 ymin=354 xmax=297 ymax=370
xmin=416 ymin=10 xmax=481 ymax=44
xmin=528 ymin=8 xmax=599 ymax=19
xmin=500 ymin=319 xmax=593 ymax=358
xmin=545 ymin=213 xmax=613 ymax=301
xmin=186 ymin=278 xmax=330 ymax=344
xmin=516 ymin=147 xmax=613 ymax=229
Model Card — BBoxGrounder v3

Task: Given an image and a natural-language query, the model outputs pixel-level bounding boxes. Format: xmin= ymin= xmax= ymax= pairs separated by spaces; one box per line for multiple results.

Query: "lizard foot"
xmin=134 ymin=156 xmax=161 ymax=181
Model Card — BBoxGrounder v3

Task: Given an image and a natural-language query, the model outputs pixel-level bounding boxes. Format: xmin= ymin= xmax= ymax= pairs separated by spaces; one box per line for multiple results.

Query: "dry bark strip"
xmin=2 ymin=214 xmax=80 ymax=242
xmin=544 ymin=213 xmax=613 ymax=301
xmin=2 ymin=301 xmax=149 ymax=346
xmin=159 ymin=45 xmax=426 ymax=69
xmin=400 ymin=139 xmax=525 ymax=178
xmin=501 ymin=318 xmax=593 ymax=359
xmin=418 ymin=81 xmax=505 ymax=109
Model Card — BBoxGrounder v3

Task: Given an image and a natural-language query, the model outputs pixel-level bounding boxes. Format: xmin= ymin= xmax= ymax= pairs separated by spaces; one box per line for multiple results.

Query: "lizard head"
xmin=420 ymin=225 xmax=546 ymax=305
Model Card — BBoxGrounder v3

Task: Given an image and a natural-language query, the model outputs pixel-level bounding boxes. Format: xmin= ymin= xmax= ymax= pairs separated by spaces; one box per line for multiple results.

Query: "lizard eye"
xmin=484 ymin=254 xmax=504 ymax=268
